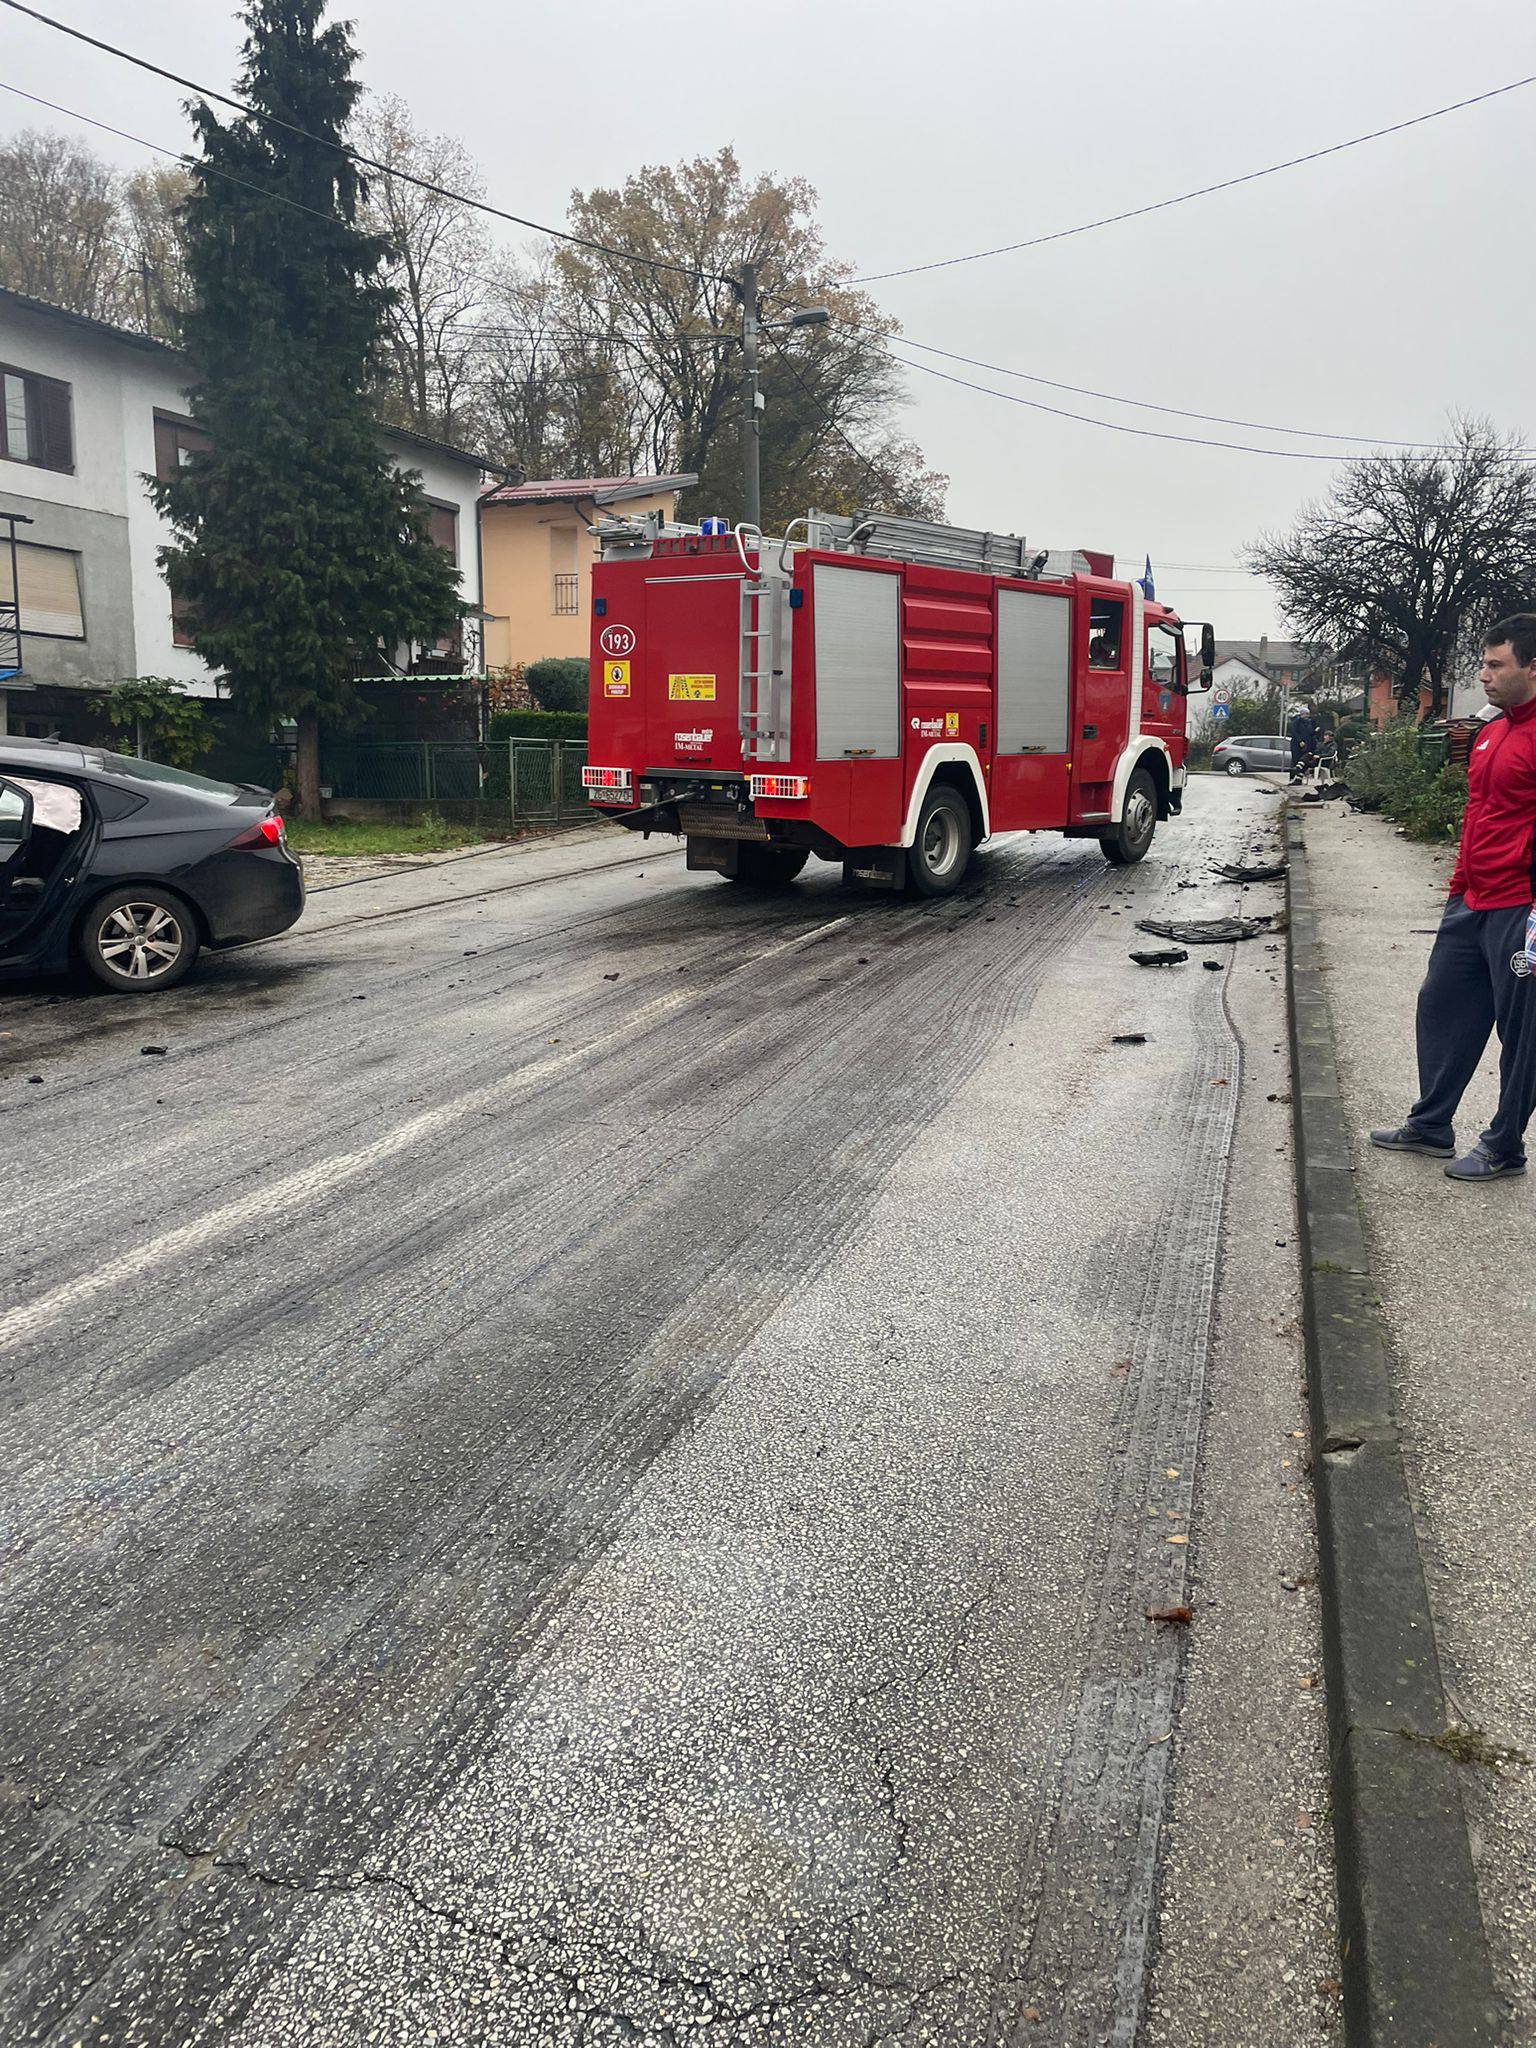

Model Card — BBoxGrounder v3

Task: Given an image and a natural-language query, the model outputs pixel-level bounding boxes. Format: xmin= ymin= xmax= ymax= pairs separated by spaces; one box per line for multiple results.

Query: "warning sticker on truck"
xmin=668 ymin=674 xmax=716 ymax=701
xmin=602 ymin=660 xmax=631 ymax=697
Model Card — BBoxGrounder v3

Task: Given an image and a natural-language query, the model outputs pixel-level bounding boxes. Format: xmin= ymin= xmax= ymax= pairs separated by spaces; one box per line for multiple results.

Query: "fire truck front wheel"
xmin=907 ymin=784 xmax=974 ymax=897
xmin=730 ymin=843 xmax=809 ymax=887
xmin=1100 ymin=768 xmax=1158 ymax=866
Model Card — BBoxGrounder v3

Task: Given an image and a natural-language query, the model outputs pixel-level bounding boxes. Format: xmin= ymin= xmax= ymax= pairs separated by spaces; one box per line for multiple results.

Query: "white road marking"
xmin=0 ymin=914 xmax=851 ymax=1352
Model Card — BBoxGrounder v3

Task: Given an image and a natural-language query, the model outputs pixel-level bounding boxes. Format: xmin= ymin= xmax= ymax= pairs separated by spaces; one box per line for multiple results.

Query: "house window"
xmin=426 ymin=501 xmax=458 ymax=562
xmin=153 ymin=411 xmax=212 ymax=483
xmin=1 ymin=365 xmax=73 ymax=472
xmin=550 ymin=522 xmax=579 ymax=615
xmin=15 ymin=542 xmax=85 ymax=638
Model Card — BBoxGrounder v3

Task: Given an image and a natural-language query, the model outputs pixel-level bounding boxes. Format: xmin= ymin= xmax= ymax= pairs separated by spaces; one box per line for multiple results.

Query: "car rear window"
xmin=97 ymin=753 xmax=250 ymax=804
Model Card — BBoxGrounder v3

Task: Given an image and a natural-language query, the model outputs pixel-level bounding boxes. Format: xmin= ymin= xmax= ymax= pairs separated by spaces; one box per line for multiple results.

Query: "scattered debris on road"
xmin=1136 ymin=915 xmax=1276 ymax=945
xmin=1213 ymin=860 xmax=1288 ymax=883
xmin=1111 ymin=1031 xmax=1148 ymax=1044
xmin=141 ymin=1046 xmax=168 ymax=1057
xmin=1147 ymin=1605 xmax=1194 ymax=1627
xmin=1130 ymin=947 xmax=1189 ymax=967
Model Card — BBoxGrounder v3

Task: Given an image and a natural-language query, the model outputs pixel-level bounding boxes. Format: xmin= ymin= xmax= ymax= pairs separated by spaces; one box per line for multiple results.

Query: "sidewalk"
xmin=1298 ymin=799 xmax=1536 ymax=2034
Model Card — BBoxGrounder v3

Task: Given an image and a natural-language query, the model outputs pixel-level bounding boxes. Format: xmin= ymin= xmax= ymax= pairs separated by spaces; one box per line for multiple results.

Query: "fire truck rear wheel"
xmin=908 ymin=784 xmax=974 ymax=897
xmin=730 ymin=843 xmax=809 ymax=887
xmin=1100 ymin=768 xmax=1158 ymax=866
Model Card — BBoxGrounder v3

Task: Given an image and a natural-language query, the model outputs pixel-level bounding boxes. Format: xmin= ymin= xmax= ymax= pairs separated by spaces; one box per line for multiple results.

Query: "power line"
xmin=0 ymin=79 xmax=347 ymax=231
xmin=885 ymin=347 xmax=1536 ymax=465
xmin=887 ymin=334 xmax=1438 ymax=449
xmin=850 ymin=71 xmax=1536 ymax=282
xmin=763 ymin=328 xmax=897 ymax=503
xmin=0 ymin=0 xmax=734 ymax=286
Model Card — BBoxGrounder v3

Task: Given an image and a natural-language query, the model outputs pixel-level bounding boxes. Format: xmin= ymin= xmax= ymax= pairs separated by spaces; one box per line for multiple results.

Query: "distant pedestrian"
xmin=1288 ymin=702 xmax=1317 ymax=783
xmin=1371 ymin=614 xmax=1536 ymax=1181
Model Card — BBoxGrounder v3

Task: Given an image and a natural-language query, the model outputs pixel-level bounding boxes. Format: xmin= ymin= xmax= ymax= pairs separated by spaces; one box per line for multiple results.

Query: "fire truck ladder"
xmin=738 ymin=567 xmax=788 ymax=765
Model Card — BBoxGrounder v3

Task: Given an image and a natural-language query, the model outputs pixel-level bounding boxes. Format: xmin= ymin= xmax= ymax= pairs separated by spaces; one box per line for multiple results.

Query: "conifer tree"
xmin=154 ymin=0 xmax=461 ymax=816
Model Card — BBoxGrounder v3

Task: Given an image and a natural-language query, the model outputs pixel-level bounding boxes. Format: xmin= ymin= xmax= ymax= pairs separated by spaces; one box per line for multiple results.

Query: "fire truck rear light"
xmin=582 ymin=767 xmax=633 ymax=792
xmin=749 ymin=774 xmax=810 ymax=800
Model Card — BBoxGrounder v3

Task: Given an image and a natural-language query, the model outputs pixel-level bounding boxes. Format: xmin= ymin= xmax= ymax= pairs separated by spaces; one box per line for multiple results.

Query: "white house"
xmin=0 ymin=285 xmax=487 ymax=740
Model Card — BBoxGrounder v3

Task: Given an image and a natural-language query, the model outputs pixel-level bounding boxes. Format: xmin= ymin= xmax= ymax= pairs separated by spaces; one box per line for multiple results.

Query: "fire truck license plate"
xmin=668 ymin=674 xmax=716 ymax=701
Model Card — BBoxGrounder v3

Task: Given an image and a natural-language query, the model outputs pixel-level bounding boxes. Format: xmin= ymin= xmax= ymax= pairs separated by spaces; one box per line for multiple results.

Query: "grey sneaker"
xmin=1369 ymin=1125 xmax=1455 ymax=1158
xmin=1445 ymin=1146 xmax=1527 ymax=1182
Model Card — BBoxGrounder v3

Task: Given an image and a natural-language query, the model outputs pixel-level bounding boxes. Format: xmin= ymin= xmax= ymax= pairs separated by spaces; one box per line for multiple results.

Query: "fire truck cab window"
xmin=1148 ymin=625 xmax=1180 ymax=688
xmin=1088 ymin=599 xmax=1124 ymax=670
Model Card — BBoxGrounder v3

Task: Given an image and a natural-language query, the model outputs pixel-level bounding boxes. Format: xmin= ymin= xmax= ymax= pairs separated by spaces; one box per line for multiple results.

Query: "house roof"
xmin=480 ymin=472 xmax=697 ymax=508
xmin=0 ymin=283 xmax=174 ymax=356
xmin=0 ymin=286 xmax=492 ymax=471
xmin=1214 ymin=639 xmax=1323 ymax=676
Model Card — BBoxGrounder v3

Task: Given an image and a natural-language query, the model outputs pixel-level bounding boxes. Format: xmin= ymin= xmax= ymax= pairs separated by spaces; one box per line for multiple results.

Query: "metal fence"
xmin=318 ymin=739 xmax=590 ymax=823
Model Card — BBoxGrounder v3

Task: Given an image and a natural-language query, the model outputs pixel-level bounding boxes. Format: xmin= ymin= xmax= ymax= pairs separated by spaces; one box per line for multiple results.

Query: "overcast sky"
xmin=5 ymin=0 xmax=1533 ymax=638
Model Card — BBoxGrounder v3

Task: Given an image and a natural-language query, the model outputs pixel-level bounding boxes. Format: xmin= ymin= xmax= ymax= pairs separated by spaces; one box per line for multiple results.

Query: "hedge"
xmin=488 ymin=709 xmax=589 ymax=743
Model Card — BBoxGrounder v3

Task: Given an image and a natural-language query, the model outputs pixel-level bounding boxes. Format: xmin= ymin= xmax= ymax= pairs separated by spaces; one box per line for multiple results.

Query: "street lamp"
xmin=737 ymin=264 xmax=831 ymax=529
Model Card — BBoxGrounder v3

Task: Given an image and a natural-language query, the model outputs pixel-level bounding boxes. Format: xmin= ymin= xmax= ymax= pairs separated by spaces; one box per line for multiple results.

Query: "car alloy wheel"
xmin=80 ymin=886 xmax=200 ymax=991
xmin=97 ymin=901 xmax=186 ymax=981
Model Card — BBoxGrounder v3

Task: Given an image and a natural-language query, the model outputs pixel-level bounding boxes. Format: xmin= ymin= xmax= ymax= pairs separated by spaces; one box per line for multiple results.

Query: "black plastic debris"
xmin=1136 ymin=915 xmax=1274 ymax=945
xmin=140 ymin=1045 xmax=168 ymax=1057
xmin=1202 ymin=959 xmax=1224 ymax=971
xmin=1212 ymin=860 xmax=1288 ymax=883
xmin=1130 ymin=947 xmax=1189 ymax=967
xmin=1112 ymin=1031 xmax=1148 ymax=1044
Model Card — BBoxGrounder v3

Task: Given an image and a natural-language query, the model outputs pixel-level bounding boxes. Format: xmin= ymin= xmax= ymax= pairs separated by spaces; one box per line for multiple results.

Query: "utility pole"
xmin=736 ymin=267 xmax=828 ymax=530
xmin=738 ymin=260 xmax=762 ymax=531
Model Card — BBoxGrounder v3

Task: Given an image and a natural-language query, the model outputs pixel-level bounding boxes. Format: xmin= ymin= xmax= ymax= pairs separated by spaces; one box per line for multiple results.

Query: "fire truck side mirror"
xmin=1199 ymin=622 xmax=1216 ymax=689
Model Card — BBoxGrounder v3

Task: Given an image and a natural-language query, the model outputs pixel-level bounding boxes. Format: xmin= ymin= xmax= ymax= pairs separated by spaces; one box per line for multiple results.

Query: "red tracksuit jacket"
xmin=1449 ymin=695 xmax=1536 ymax=910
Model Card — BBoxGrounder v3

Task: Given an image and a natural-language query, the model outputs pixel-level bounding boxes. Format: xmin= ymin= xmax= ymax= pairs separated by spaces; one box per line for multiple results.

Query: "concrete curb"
xmin=1286 ymin=812 xmax=1502 ymax=2046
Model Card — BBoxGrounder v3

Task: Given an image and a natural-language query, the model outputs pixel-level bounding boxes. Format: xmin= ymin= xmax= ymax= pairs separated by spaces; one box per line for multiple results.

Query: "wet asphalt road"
xmin=0 ymin=780 xmax=1322 ymax=2046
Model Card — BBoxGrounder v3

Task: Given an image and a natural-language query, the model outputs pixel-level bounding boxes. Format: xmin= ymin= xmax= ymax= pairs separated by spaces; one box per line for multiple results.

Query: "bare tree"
xmin=0 ymin=130 xmax=126 ymax=320
xmin=352 ymin=95 xmax=489 ymax=440
xmin=120 ymin=166 xmax=193 ymax=341
xmin=552 ymin=148 xmax=943 ymax=525
xmin=1247 ymin=419 xmax=1536 ymax=720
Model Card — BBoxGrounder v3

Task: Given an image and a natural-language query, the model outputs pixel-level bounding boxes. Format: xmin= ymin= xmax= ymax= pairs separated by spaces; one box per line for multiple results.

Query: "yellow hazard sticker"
xmin=668 ymin=674 xmax=716 ymax=701
xmin=602 ymin=660 xmax=631 ymax=697
xmin=944 ymin=711 xmax=960 ymax=736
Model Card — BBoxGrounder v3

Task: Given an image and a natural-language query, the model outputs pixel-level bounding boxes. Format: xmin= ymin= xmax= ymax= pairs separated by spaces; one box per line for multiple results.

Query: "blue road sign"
xmin=1211 ymin=702 xmax=1230 ymax=720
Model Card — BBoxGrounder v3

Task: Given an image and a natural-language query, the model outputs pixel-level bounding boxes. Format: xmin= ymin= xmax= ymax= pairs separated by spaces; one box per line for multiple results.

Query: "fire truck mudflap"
xmin=584 ymin=512 xmax=1211 ymax=895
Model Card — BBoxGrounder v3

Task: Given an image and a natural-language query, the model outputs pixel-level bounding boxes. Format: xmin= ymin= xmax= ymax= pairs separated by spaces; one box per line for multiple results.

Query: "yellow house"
xmin=479 ymin=472 xmax=697 ymax=671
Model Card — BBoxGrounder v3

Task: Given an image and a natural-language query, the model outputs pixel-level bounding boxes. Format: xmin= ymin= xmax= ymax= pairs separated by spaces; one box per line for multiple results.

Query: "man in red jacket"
xmin=1372 ymin=614 xmax=1536 ymax=1181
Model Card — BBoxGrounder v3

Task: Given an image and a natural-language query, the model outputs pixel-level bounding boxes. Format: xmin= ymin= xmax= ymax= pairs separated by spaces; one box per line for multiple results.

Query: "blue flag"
xmin=1139 ymin=554 xmax=1155 ymax=601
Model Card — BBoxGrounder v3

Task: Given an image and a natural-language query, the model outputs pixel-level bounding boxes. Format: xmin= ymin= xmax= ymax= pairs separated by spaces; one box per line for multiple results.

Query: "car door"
xmin=0 ymin=778 xmax=37 ymax=953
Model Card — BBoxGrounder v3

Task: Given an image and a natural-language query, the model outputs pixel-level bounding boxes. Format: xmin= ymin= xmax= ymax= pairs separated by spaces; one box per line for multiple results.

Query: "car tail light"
xmin=231 ymin=815 xmax=285 ymax=848
xmin=749 ymin=774 xmax=810 ymax=800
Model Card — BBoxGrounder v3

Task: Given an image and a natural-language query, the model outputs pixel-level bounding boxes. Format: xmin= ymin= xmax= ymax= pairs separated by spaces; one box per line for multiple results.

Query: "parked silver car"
xmin=1210 ymin=732 xmax=1291 ymax=776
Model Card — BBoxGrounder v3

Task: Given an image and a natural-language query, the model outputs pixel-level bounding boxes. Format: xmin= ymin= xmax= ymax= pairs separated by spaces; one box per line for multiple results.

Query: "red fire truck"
xmin=583 ymin=511 xmax=1214 ymax=895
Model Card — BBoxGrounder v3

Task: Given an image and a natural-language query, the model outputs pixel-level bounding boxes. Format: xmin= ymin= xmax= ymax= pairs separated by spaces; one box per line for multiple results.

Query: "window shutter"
xmin=33 ymin=378 xmax=73 ymax=472
xmin=429 ymin=504 xmax=458 ymax=561
xmin=16 ymin=544 xmax=84 ymax=637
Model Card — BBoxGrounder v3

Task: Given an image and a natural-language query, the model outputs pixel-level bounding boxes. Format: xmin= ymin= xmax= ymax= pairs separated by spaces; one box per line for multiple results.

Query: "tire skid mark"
xmin=2 ymin=850 xmax=1102 ymax=2046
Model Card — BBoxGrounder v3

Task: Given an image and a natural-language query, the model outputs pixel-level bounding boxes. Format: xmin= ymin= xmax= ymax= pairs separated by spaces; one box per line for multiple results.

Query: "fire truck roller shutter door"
xmin=996 ymin=588 xmax=1071 ymax=755
xmin=813 ymin=564 xmax=901 ymax=761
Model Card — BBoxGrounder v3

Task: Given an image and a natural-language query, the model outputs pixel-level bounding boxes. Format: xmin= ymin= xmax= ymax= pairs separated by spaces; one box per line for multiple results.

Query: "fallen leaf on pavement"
xmin=1146 ymin=1605 xmax=1193 ymax=1626
xmin=1167 ymin=1533 xmax=1189 ymax=1544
